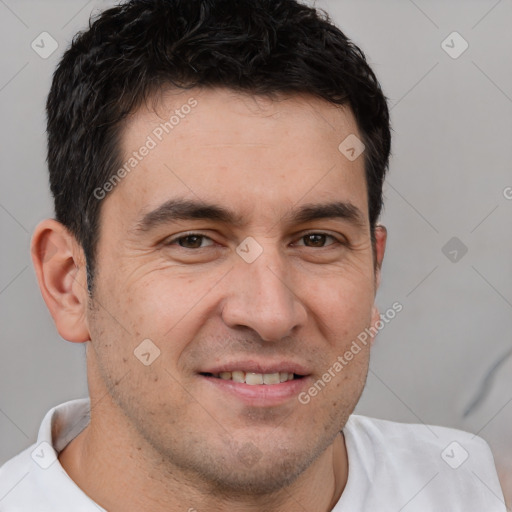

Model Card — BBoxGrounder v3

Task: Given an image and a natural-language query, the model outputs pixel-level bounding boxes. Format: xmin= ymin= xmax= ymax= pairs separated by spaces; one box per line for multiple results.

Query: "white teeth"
xmin=232 ymin=371 xmax=245 ymax=383
xmin=263 ymin=373 xmax=280 ymax=385
xmin=245 ymin=373 xmax=264 ymax=385
xmin=210 ymin=371 xmax=297 ymax=385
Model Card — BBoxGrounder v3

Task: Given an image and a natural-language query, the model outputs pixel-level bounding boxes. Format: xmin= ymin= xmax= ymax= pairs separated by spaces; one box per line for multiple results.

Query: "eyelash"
xmin=165 ymin=231 xmax=345 ymax=249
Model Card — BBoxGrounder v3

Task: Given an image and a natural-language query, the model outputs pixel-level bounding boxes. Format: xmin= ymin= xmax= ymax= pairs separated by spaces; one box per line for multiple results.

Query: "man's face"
xmin=85 ymin=88 xmax=384 ymax=493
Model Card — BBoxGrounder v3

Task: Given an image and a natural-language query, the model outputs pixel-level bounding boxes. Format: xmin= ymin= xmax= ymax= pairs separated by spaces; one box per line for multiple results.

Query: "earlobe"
xmin=31 ymin=219 xmax=90 ymax=343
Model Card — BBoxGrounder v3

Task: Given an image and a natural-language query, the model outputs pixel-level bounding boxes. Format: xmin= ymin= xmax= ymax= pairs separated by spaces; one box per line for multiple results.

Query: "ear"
xmin=370 ymin=224 xmax=387 ymax=343
xmin=31 ymin=219 xmax=90 ymax=343
xmin=373 ymin=224 xmax=387 ymax=290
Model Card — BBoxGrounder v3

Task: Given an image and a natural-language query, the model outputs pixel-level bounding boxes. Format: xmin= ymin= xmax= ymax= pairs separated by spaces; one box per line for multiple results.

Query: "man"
xmin=0 ymin=0 xmax=506 ymax=510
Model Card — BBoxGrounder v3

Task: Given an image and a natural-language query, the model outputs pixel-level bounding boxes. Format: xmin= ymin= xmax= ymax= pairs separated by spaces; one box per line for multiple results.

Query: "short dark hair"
xmin=46 ymin=0 xmax=391 ymax=293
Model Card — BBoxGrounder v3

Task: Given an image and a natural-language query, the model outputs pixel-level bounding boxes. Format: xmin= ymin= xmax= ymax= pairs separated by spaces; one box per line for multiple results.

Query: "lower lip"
xmin=200 ymin=375 xmax=310 ymax=406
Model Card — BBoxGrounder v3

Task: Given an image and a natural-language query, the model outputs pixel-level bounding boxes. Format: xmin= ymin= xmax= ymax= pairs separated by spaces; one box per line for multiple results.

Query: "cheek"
xmin=328 ymin=353 xmax=369 ymax=417
xmin=87 ymin=287 xmax=195 ymax=414
xmin=303 ymin=270 xmax=374 ymax=404
xmin=108 ymin=270 xmax=202 ymax=337
xmin=308 ymin=272 xmax=375 ymax=336
xmin=100 ymin=269 xmax=225 ymax=372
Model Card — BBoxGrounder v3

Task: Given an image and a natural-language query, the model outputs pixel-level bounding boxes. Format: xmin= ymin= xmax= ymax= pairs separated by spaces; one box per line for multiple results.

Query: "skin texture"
xmin=32 ymin=87 xmax=387 ymax=512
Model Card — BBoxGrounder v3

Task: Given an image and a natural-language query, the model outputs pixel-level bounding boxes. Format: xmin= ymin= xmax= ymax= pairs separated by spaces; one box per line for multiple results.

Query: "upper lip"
xmin=199 ymin=360 xmax=311 ymax=376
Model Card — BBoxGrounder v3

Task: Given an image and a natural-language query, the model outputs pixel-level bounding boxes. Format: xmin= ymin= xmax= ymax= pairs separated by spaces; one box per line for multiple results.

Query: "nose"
xmin=221 ymin=245 xmax=307 ymax=342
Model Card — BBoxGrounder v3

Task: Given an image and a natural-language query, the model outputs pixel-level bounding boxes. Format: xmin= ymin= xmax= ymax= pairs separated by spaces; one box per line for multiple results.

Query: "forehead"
xmin=106 ymin=87 xmax=368 ymax=230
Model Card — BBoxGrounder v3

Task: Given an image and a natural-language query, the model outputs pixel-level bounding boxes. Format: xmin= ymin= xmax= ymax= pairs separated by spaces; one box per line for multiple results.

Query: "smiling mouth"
xmin=200 ymin=371 xmax=305 ymax=385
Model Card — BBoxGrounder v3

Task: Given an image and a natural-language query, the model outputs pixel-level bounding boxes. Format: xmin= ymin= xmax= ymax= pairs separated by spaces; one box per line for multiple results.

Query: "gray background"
xmin=1 ymin=0 xmax=511 ymax=502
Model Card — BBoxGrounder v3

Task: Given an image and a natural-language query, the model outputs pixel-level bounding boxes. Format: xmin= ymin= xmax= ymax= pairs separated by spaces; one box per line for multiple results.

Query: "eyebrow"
xmin=133 ymin=199 xmax=244 ymax=232
xmin=132 ymin=198 xmax=366 ymax=233
xmin=284 ymin=201 xmax=366 ymax=229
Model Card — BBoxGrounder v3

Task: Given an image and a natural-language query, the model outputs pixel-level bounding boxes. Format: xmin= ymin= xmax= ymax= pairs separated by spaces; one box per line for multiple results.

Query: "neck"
xmin=59 ymin=396 xmax=348 ymax=512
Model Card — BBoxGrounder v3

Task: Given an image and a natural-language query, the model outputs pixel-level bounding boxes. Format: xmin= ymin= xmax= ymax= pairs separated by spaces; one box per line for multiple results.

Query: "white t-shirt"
xmin=0 ymin=398 xmax=507 ymax=511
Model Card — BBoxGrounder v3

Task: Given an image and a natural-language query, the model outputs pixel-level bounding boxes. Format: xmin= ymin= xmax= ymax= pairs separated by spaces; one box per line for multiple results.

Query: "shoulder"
xmin=340 ymin=414 xmax=507 ymax=510
xmin=0 ymin=398 xmax=97 ymax=511
xmin=345 ymin=413 xmax=495 ymax=469
xmin=0 ymin=442 xmax=37 ymax=509
xmin=347 ymin=413 xmax=490 ymax=451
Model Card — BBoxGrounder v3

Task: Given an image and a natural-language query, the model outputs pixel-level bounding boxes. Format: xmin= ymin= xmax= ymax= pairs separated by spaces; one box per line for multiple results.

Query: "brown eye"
xmin=179 ymin=235 xmax=204 ymax=248
xmin=167 ymin=234 xmax=214 ymax=249
xmin=299 ymin=233 xmax=337 ymax=248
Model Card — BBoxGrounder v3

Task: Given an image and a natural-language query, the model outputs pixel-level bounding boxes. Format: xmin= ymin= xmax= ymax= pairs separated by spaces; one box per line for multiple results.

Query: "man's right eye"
xmin=165 ymin=233 xmax=216 ymax=249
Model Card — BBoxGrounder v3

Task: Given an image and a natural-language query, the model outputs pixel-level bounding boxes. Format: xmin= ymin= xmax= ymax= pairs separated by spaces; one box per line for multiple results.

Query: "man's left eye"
xmin=296 ymin=233 xmax=339 ymax=248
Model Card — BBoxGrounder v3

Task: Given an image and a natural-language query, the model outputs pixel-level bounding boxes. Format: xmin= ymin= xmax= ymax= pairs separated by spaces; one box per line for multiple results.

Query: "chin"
xmin=160 ymin=429 xmax=330 ymax=499
xmin=196 ymin=450 xmax=313 ymax=497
